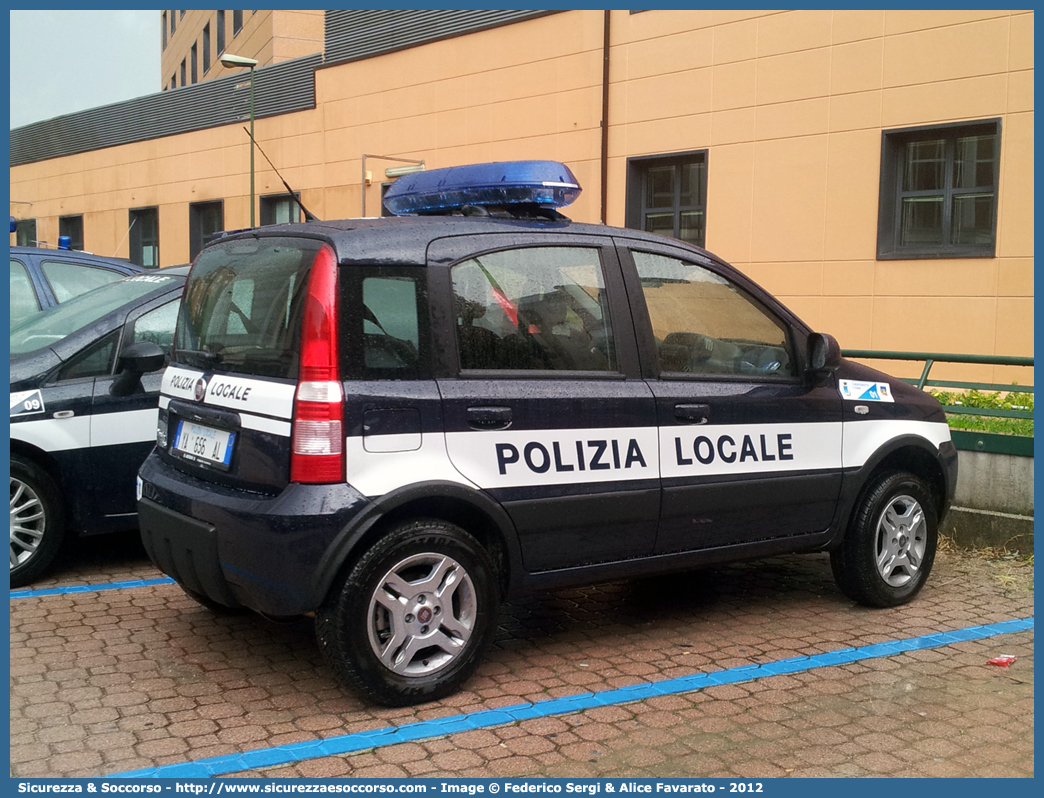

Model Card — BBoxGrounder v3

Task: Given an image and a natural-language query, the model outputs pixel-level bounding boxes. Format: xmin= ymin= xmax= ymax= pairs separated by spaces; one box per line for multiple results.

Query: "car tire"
xmin=831 ymin=471 xmax=938 ymax=608
xmin=316 ymin=519 xmax=499 ymax=707
xmin=10 ymin=455 xmax=66 ymax=589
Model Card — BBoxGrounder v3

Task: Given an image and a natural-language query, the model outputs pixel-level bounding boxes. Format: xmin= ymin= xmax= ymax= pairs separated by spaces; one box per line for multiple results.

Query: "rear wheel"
xmin=316 ymin=519 xmax=498 ymax=706
xmin=831 ymin=471 xmax=937 ymax=608
xmin=10 ymin=455 xmax=65 ymax=588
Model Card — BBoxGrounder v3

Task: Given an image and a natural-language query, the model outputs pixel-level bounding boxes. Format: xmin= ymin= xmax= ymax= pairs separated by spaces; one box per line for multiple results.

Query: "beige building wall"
xmin=160 ymin=10 xmax=323 ymax=91
xmin=11 ymin=10 xmax=1033 ymax=384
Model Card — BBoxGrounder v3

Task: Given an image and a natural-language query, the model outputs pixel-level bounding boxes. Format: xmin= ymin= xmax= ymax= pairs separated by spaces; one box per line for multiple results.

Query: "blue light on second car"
xmin=383 ymin=160 xmax=581 ymax=216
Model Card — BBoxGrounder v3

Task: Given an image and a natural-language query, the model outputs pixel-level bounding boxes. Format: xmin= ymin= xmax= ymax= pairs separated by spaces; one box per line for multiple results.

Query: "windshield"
xmin=10 ymin=273 xmax=180 ymax=355
xmin=175 ymin=238 xmax=322 ymax=379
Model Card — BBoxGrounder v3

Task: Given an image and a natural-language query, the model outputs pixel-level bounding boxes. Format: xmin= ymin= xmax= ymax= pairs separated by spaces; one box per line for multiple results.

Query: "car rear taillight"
xmin=291 ymin=244 xmax=344 ymax=483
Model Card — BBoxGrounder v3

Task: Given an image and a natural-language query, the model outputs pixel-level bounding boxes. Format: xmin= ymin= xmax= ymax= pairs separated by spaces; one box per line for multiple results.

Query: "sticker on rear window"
xmin=839 ymin=380 xmax=894 ymax=403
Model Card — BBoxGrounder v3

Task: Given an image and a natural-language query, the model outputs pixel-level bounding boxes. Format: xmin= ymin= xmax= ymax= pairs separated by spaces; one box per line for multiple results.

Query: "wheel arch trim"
xmin=308 ymin=480 xmax=523 ymax=608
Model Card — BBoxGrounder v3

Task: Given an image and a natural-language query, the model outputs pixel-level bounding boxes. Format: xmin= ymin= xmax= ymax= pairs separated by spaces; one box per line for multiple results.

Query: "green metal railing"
xmin=841 ymin=350 xmax=1034 ymax=457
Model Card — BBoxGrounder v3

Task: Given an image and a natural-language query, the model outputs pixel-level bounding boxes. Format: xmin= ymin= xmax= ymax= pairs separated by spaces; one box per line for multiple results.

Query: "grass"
xmin=929 ymin=388 xmax=1034 ymax=437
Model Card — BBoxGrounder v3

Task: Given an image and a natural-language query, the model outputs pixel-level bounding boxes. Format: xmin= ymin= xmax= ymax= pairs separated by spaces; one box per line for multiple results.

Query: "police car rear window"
xmin=10 ymin=273 xmax=178 ymax=355
xmin=175 ymin=238 xmax=322 ymax=379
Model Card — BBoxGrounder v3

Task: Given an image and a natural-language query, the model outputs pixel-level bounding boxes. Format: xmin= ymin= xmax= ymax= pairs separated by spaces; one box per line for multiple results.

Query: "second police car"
xmin=137 ymin=161 xmax=958 ymax=706
xmin=11 ymin=269 xmax=188 ymax=586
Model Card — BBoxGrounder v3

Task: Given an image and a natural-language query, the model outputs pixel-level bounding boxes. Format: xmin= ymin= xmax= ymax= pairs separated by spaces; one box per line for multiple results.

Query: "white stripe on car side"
xmin=348 ymin=418 xmax=950 ymax=496
xmin=346 ymin=434 xmax=477 ymax=497
xmin=842 ymin=419 xmax=951 ymax=468
xmin=10 ymin=416 xmax=92 ymax=452
xmin=91 ymin=408 xmax=159 ymax=448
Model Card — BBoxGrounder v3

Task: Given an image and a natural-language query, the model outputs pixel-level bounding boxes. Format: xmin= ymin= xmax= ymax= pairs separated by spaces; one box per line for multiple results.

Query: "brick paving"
xmin=10 ymin=533 xmax=1034 ymax=779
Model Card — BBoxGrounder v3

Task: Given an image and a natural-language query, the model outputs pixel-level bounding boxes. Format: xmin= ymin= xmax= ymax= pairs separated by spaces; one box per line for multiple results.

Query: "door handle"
xmin=674 ymin=403 xmax=710 ymax=424
xmin=466 ymin=406 xmax=513 ymax=430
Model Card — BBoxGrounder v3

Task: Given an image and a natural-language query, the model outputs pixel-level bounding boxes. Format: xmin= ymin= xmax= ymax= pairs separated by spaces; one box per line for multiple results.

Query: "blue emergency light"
xmin=383 ymin=160 xmax=581 ymax=216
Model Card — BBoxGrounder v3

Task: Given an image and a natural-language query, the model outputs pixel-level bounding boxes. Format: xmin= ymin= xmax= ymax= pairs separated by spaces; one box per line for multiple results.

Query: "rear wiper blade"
xmin=176 ymin=348 xmax=223 ymax=365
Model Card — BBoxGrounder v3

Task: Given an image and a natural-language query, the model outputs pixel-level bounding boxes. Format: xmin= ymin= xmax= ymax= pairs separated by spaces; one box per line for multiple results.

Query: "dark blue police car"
xmin=10 ymin=244 xmax=144 ymax=329
xmin=10 ymin=268 xmax=187 ymax=586
xmin=136 ymin=162 xmax=957 ymax=706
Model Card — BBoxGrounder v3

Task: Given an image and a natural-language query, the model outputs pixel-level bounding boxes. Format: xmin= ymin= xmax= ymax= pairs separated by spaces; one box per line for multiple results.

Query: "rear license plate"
xmin=173 ymin=420 xmax=236 ymax=470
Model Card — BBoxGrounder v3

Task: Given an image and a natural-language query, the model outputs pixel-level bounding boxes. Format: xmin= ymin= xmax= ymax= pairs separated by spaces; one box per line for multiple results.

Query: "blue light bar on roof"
xmin=383 ymin=160 xmax=581 ymax=216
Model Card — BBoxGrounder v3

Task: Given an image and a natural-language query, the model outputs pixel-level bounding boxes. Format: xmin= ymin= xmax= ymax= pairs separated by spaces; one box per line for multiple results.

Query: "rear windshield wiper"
xmin=175 ymin=348 xmax=223 ymax=367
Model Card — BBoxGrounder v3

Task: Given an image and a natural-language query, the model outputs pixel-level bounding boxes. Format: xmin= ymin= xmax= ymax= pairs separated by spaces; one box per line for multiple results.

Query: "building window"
xmin=189 ymin=200 xmax=224 ymax=260
xmin=191 ymin=42 xmax=198 ymax=84
xmin=180 ymin=59 xmax=186 ymax=87
xmin=59 ymin=215 xmax=84 ymax=251
xmin=203 ymin=23 xmax=211 ymax=74
xmin=233 ymin=10 xmax=243 ymax=35
xmin=260 ymin=194 xmax=302 ymax=225
xmin=877 ymin=119 xmax=1000 ymax=259
xmin=171 ymin=75 xmax=176 ymax=90
xmin=625 ymin=151 xmax=708 ymax=248
xmin=162 ymin=12 xmax=167 ymax=49
xmin=179 ymin=10 xmax=185 ymax=19
xmin=216 ymin=11 xmax=225 ymax=54
xmin=129 ymin=207 xmax=160 ymax=268
xmin=170 ymin=10 xmax=176 ymax=35
xmin=15 ymin=219 xmax=37 ymax=247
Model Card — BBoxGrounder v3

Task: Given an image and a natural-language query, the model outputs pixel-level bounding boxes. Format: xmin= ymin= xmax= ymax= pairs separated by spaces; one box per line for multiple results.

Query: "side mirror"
xmin=109 ymin=341 xmax=167 ymax=397
xmin=806 ymin=332 xmax=841 ymax=385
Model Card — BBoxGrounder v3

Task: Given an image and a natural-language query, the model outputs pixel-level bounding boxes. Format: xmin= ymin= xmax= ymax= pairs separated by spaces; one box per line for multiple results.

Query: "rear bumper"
xmin=138 ymin=454 xmax=371 ymax=616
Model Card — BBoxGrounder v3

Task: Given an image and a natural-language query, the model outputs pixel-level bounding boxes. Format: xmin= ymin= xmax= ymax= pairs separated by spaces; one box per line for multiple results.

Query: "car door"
xmin=90 ymin=296 xmax=180 ymax=517
xmin=617 ymin=239 xmax=843 ymax=554
xmin=430 ymin=234 xmax=660 ymax=572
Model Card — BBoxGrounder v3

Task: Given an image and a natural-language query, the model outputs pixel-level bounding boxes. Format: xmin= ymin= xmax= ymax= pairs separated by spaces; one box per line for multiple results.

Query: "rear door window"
xmin=176 ymin=238 xmax=323 ymax=379
xmin=10 ymin=259 xmax=40 ymax=326
xmin=451 ymin=246 xmax=616 ymax=372
xmin=42 ymin=260 xmax=123 ymax=302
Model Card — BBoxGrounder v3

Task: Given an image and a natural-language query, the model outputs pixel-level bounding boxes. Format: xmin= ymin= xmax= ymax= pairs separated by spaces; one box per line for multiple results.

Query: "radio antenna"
xmin=243 ymin=126 xmax=320 ymax=222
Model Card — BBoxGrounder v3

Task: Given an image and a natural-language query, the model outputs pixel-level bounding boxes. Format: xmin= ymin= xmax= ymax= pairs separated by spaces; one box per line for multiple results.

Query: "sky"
xmin=10 ymin=10 xmax=159 ymax=129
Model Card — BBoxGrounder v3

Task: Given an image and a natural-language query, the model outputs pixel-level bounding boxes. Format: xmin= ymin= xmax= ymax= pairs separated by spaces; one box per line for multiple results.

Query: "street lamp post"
xmin=220 ymin=53 xmax=260 ymax=227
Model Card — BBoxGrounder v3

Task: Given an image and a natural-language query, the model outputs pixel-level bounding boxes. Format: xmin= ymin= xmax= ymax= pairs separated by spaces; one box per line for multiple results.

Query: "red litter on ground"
xmin=987 ymin=654 xmax=1017 ymax=667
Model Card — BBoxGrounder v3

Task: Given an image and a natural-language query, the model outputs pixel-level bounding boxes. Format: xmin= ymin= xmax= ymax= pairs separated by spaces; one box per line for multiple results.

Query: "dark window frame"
xmin=625 ymin=150 xmax=709 ymax=248
xmin=216 ymin=10 xmax=225 ymax=55
xmin=15 ymin=218 xmax=37 ymax=247
xmin=58 ymin=215 xmax=84 ymax=251
xmin=203 ymin=23 xmax=211 ymax=74
xmin=189 ymin=200 xmax=224 ymax=261
xmin=877 ymin=118 xmax=1001 ymax=260
xmin=162 ymin=12 xmax=167 ymax=49
xmin=190 ymin=41 xmax=198 ymax=84
xmin=180 ymin=59 xmax=186 ymax=87
xmin=128 ymin=207 xmax=160 ymax=268
xmin=170 ymin=9 xmax=176 ymax=35
xmin=260 ymin=193 xmax=303 ymax=226
xmin=233 ymin=10 xmax=243 ymax=36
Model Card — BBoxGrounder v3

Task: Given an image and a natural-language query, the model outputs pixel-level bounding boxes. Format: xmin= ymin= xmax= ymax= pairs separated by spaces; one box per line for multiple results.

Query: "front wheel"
xmin=10 ymin=455 xmax=66 ymax=588
xmin=831 ymin=471 xmax=938 ymax=608
xmin=316 ymin=519 xmax=499 ymax=706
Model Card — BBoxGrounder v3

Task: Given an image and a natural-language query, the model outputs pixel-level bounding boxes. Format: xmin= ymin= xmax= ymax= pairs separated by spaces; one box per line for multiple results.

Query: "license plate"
xmin=173 ymin=420 xmax=236 ymax=469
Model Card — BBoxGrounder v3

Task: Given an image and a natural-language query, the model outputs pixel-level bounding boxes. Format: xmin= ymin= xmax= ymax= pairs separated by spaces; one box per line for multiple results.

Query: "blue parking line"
xmin=10 ymin=576 xmax=176 ymax=599
xmin=111 ymin=615 xmax=1034 ymax=779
